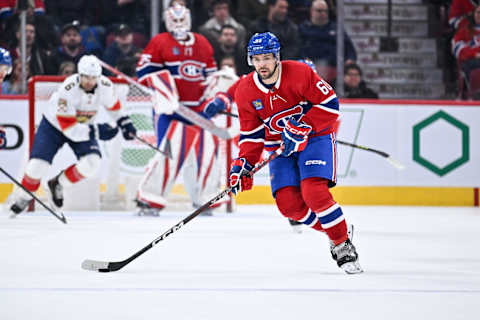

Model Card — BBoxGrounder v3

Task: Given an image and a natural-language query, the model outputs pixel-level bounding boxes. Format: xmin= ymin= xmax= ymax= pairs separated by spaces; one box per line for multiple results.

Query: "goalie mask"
xmin=164 ymin=4 xmax=191 ymax=41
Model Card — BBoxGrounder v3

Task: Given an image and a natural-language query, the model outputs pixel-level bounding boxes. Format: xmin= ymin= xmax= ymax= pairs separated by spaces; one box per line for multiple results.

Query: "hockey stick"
xmin=81 ymin=148 xmax=282 ymax=273
xmin=98 ymin=59 xmax=233 ymax=140
xmin=219 ymin=110 xmax=238 ymax=118
xmin=216 ymin=110 xmax=404 ymax=170
xmin=337 ymin=140 xmax=405 ymax=170
xmin=133 ymin=134 xmax=172 ymax=159
xmin=0 ymin=167 xmax=67 ymax=224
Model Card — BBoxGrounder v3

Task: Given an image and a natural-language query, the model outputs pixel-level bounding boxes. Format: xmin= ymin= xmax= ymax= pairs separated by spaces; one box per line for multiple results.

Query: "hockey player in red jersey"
xmin=134 ymin=4 xmax=226 ymax=215
xmin=229 ymin=32 xmax=363 ymax=274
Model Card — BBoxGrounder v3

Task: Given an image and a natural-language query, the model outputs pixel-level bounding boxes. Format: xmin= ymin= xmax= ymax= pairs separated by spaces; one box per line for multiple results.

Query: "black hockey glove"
xmin=89 ymin=123 xmax=119 ymax=141
xmin=117 ymin=116 xmax=137 ymax=140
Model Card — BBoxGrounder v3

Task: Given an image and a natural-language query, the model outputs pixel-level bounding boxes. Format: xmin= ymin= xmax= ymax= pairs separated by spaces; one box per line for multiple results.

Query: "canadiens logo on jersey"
xmin=267 ymin=104 xmax=304 ymax=134
xmin=178 ymin=60 xmax=204 ymax=81
xmin=252 ymin=99 xmax=263 ymax=110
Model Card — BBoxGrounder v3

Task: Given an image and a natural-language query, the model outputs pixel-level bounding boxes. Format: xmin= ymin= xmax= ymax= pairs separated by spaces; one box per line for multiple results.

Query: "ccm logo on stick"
xmin=305 ymin=159 xmax=326 ymax=166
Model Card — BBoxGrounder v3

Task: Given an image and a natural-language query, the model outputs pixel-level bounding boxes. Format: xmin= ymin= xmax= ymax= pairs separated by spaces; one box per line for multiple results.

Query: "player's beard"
xmin=256 ymin=63 xmax=278 ymax=81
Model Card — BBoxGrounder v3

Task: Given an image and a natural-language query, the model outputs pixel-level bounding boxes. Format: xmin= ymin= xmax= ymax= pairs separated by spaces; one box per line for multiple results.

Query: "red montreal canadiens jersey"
xmin=234 ymin=60 xmax=339 ymax=165
xmin=136 ymin=32 xmax=217 ymax=109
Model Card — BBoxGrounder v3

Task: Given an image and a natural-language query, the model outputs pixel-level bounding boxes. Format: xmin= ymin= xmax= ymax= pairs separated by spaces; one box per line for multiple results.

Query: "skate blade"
xmin=341 ymin=261 xmax=364 ymax=274
xmin=9 ymin=212 xmax=18 ymax=219
xmin=291 ymin=224 xmax=303 ymax=234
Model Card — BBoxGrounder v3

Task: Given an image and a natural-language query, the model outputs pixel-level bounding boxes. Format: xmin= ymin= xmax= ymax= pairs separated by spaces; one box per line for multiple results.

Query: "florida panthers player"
xmin=9 ymin=55 xmax=137 ymax=215
xmin=134 ymin=4 xmax=226 ymax=215
xmin=229 ymin=32 xmax=362 ymax=274
xmin=0 ymin=47 xmax=12 ymax=149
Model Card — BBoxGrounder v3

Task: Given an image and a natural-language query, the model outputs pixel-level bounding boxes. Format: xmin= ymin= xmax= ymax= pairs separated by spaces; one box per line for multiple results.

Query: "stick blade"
xmin=81 ymin=259 xmax=111 ymax=272
xmin=386 ymin=157 xmax=405 ymax=170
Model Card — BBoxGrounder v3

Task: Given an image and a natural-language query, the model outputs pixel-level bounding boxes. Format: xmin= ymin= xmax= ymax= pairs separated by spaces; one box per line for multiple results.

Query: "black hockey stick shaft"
xmin=0 ymin=167 xmax=67 ymax=224
xmin=336 ymin=140 xmax=390 ymax=158
xmin=82 ymin=148 xmax=282 ymax=273
xmin=133 ymin=134 xmax=172 ymax=159
xmin=217 ymin=110 xmax=391 ymax=158
xmin=219 ymin=110 xmax=238 ymax=118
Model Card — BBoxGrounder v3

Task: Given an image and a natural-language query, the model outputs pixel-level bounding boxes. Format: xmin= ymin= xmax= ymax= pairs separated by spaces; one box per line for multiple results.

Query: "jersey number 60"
xmin=316 ymin=79 xmax=333 ymax=95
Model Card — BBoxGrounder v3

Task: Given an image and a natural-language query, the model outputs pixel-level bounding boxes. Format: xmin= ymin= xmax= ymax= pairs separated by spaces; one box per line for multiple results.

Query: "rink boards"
xmin=1 ymin=97 xmax=479 ymax=206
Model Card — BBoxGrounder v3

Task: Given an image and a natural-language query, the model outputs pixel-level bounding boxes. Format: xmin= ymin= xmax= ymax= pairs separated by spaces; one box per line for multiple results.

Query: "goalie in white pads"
xmin=134 ymin=4 xmax=231 ymax=215
xmin=9 ymin=55 xmax=137 ymax=215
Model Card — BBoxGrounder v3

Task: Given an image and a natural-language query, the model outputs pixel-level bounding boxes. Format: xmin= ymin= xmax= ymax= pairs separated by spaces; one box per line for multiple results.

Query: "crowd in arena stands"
xmin=0 ymin=0 xmax=382 ymax=99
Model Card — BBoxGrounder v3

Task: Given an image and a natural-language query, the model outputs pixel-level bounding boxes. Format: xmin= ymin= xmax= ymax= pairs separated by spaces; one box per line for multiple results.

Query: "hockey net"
xmin=27 ymin=75 xmax=233 ymax=212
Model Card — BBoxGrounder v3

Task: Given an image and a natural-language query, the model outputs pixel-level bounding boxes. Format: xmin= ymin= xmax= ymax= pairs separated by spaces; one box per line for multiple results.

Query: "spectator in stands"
xmin=213 ymin=24 xmax=249 ymax=75
xmin=299 ymin=0 xmax=357 ymax=81
xmin=1 ymin=58 xmax=29 ymax=94
xmin=103 ymin=24 xmax=138 ymax=73
xmin=237 ymin=0 xmax=269 ymax=28
xmin=251 ymin=0 xmax=299 ymax=60
xmin=199 ymin=0 xmax=247 ymax=48
xmin=452 ymin=5 xmax=480 ymax=93
xmin=7 ymin=19 xmax=54 ymax=75
xmin=50 ymin=21 xmax=87 ymax=74
xmin=218 ymin=54 xmax=237 ymax=73
xmin=448 ymin=0 xmax=478 ymax=30
xmin=87 ymin=0 xmax=149 ymax=41
xmin=58 ymin=61 xmax=75 ymax=76
xmin=343 ymin=63 xmax=378 ymax=99
xmin=0 ymin=0 xmax=56 ymax=52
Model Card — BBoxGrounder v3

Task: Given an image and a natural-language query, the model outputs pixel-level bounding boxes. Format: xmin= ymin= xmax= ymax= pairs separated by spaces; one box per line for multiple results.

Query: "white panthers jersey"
xmin=44 ymin=74 xmax=122 ymax=142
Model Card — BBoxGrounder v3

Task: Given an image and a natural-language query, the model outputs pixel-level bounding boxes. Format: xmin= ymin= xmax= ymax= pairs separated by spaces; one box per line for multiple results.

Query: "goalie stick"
xmin=81 ymin=148 xmax=283 ymax=273
xmin=217 ymin=111 xmax=405 ymax=170
xmin=0 ymin=167 xmax=67 ymax=224
xmin=97 ymin=59 xmax=233 ymax=140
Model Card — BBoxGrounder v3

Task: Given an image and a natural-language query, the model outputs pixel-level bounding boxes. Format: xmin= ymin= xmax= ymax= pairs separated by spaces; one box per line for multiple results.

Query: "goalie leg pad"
xmin=301 ymin=177 xmax=348 ymax=245
xmin=137 ymin=120 xmax=199 ymax=207
xmin=184 ymin=129 xmax=223 ymax=206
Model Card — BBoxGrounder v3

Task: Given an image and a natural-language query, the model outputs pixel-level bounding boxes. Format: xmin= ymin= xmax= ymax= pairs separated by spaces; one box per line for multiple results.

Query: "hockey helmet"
xmin=247 ymin=32 xmax=280 ymax=66
xmin=164 ymin=4 xmax=191 ymax=40
xmin=0 ymin=47 xmax=12 ymax=75
xmin=78 ymin=55 xmax=102 ymax=77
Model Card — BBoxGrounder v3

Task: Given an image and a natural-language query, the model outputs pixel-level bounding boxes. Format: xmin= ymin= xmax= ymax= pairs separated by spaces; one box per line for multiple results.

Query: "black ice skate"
xmin=288 ymin=218 xmax=303 ymax=233
xmin=47 ymin=173 xmax=64 ymax=208
xmin=9 ymin=198 xmax=32 ymax=216
xmin=330 ymin=238 xmax=363 ymax=274
xmin=135 ymin=199 xmax=162 ymax=216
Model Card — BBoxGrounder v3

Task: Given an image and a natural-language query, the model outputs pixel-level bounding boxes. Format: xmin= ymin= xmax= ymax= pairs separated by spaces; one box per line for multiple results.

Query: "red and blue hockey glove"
xmin=281 ymin=118 xmax=312 ymax=157
xmin=229 ymin=157 xmax=254 ymax=195
xmin=0 ymin=126 xmax=6 ymax=149
xmin=117 ymin=116 xmax=137 ymax=140
xmin=203 ymin=92 xmax=230 ymax=119
xmin=89 ymin=123 xmax=119 ymax=141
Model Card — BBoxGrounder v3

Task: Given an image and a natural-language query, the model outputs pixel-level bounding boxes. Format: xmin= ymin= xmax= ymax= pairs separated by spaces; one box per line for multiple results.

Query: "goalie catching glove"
xmin=229 ymin=157 xmax=253 ymax=195
xmin=89 ymin=123 xmax=119 ymax=141
xmin=117 ymin=116 xmax=137 ymax=140
xmin=281 ymin=118 xmax=312 ymax=157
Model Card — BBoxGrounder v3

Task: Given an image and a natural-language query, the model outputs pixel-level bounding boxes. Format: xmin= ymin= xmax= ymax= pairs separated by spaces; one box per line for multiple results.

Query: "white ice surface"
xmin=1 ymin=205 xmax=479 ymax=320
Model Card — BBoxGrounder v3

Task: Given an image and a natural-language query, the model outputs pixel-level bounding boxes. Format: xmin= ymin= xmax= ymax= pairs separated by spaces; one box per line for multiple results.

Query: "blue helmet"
xmin=298 ymin=58 xmax=317 ymax=74
xmin=0 ymin=47 xmax=12 ymax=75
xmin=247 ymin=32 xmax=280 ymax=66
